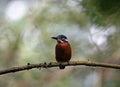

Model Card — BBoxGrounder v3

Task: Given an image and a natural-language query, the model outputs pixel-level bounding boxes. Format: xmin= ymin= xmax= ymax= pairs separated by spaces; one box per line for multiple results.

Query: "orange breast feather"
xmin=55 ymin=42 xmax=71 ymax=62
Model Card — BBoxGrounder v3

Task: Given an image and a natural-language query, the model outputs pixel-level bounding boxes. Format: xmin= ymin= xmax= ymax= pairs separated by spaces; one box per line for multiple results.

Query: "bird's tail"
xmin=59 ymin=64 xmax=65 ymax=69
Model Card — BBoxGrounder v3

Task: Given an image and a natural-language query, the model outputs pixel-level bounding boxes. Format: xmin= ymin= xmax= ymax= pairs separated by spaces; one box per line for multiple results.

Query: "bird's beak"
xmin=51 ymin=37 xmax=57 ymax=40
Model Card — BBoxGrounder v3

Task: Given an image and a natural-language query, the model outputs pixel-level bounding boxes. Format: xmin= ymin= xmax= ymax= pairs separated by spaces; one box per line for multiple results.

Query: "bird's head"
xmin=51 ymin=35 xmax=68 ymax=43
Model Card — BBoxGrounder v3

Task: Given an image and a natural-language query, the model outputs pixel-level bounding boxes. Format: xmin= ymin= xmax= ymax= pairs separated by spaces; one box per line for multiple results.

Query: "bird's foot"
xmin=59 ymin=62 xmax=65 ymax=69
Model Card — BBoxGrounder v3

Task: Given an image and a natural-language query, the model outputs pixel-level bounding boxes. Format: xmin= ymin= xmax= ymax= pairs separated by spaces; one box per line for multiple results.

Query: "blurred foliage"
xmin=0 ymin=0 xmax=120 ymax=87
xmin=81 ymin=0 xmax=120 ymax=26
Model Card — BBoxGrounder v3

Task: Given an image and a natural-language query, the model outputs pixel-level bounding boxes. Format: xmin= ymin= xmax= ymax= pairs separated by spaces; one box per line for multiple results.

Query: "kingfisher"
xmin=51 ymin=35 xmax=72 ymax=69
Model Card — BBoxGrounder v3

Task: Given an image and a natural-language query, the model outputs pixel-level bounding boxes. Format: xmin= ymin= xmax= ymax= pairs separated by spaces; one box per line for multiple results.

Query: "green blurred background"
xmin=0 ymin=0 xmax=120 ymax=87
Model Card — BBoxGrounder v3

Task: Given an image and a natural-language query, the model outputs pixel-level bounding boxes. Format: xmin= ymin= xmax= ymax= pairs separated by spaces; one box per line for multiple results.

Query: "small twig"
xmin=0 ymin=61 xmax=120 ymax=75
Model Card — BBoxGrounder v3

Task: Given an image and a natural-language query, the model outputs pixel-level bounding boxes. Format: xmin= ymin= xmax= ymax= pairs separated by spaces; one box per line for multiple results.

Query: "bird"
xmin=51 ymin=35 xmax=72 ymax=69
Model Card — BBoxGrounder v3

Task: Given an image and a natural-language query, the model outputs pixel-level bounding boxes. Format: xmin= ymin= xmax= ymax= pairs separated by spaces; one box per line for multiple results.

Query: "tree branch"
xmin=0 ymin=61 xmax=120 ymax=75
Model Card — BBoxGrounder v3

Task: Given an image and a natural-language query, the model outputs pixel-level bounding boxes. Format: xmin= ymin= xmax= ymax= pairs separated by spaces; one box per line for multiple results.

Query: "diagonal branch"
xmin=0 ymin=61 xmax=120 ymax=75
